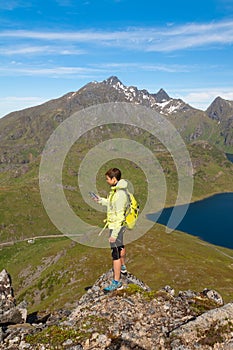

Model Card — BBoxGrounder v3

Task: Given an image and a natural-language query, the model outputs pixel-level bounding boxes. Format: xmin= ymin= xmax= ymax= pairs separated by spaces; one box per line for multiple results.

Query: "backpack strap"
xmin=118 ymin=189 xmax=131 ymax=225
xmin=98 ymin=188 xmax=117 ymax=236
xmin=98 ymin=219 xmax=108 ymax=236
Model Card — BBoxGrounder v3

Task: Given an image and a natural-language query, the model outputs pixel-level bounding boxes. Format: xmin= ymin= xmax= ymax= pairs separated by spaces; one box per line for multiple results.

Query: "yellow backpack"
xmin=123 ymin=190 xmax=139 ymax=230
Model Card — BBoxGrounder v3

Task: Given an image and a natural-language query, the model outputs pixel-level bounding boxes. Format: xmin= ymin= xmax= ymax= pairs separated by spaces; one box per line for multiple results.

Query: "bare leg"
xmin=120 ymin=247 xmax=126 ymax=266
xmin=113 ymin=259 xmax=121 ymax=281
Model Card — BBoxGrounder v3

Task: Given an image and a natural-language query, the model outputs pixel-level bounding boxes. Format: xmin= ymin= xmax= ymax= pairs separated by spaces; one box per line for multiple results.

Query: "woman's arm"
xmin=98 ymin=197 xmax=108 ymax=206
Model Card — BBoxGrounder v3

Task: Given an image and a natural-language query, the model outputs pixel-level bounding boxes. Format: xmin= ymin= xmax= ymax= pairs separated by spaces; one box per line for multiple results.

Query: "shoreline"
xmin=162 ymin=189 xmax=233 ymax=210
xmin=153 ymin=190 xmax=233 ymax=252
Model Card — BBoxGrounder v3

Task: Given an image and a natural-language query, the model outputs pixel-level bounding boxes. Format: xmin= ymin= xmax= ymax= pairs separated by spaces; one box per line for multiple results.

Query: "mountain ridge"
xmin=0 ymin=75 xmax=222 ymax=120
xmin=1 ymin=76 xmax=233 ymax=119
xmin=1 ymin=76 xmax=233 ymax=169
xmin=0 ymin=75 xmax=231 ymax=124
xmin=102 ymin=75 xmax=196 ymax=115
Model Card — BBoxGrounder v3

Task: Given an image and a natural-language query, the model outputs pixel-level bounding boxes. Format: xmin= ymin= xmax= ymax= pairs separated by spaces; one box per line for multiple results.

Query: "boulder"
xmin=202 ymin=287 xmax=224 ymax=305
xmin=170 ymin=302 xmax=233 ymax=349
xmin=0 ymin=270 xmax=27 ymax=325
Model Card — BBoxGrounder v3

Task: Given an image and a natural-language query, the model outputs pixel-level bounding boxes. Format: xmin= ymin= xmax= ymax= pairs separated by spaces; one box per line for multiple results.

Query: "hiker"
xmin=93 ymin=168 xmax=128 ymax=292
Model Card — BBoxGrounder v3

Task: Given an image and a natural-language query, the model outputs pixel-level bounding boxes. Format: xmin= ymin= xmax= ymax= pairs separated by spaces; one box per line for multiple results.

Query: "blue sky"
xmin=1 ymin=0 xmax=233 ymax=118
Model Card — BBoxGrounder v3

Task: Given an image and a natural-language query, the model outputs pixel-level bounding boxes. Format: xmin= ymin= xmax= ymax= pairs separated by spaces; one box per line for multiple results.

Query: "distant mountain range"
xmin=0 ymin=76 xmax=233 ymax=167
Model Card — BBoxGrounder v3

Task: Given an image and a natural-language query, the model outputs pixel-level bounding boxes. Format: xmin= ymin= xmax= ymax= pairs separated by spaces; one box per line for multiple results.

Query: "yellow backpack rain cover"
xmin=124 ymin=190 xmax=139 ymax=230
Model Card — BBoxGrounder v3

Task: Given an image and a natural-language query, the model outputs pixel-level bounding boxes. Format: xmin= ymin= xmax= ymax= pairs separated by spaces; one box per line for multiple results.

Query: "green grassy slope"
xmin=1 ymin=137 xmax=233 ymax=243
xmin=0 ymin=226 xmax=232 ymax=314
xmin=0 ymin=130 xmax=233 ymax=313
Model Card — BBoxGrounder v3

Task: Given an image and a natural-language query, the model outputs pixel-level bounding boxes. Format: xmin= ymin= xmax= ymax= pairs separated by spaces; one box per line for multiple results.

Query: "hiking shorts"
xmin=109 ymin=226 xmax=126 ymax=260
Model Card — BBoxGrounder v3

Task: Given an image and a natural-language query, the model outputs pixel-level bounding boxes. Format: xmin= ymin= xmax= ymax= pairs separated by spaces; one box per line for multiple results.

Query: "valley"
xmin=0 ymin=77 xmax=233 ymax=312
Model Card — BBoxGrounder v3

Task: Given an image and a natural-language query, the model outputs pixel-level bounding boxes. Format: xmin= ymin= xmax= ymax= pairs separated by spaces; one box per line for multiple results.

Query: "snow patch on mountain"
xmin=156 ymin=100 xmax=184 ymax=114
xmin=103 ymin=76 xmax=187 ymax=115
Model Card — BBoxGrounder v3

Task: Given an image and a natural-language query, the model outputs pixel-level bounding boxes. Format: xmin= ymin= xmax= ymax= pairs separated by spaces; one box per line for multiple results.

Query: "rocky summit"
xmin=0 ymin=268 xmax=232 ymax=350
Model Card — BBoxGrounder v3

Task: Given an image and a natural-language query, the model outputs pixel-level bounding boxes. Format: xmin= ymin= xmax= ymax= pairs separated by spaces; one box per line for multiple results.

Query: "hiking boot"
xmin=121 ymin=265 xmax=127 ymax=274
xmin=103 ymin=280 xmax=123 ymax=293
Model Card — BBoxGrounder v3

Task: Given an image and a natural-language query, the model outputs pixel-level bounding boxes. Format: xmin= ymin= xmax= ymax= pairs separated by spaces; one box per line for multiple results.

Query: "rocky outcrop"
xmin=0 ymin=268 xmax=232 ymax=349
xmin=170 ymin=303 xmax=233 ymax=349
xmin=0 ymin=269 xmax=27 ymax=325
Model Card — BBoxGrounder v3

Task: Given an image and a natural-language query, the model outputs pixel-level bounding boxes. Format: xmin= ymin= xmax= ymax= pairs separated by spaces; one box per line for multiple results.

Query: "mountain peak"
xmin=103 ymin=76 xmax=123 ymax=87
xmin=215 ymin=96 xmax=224 ymax=101
xmin=154 ymin=88 xmax=170 ymax=102
xmin=101 ymin=78 xmax=191 ymax=115
xmin=206 ymin=96 xmax=233 ymax=121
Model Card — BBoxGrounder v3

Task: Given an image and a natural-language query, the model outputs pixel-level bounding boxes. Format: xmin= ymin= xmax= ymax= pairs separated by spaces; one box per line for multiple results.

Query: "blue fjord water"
xmin=149 ymin=153 xmax=233 ymax=249
xmin=226 ymin=153 xmax=233 ymax=163
xmin=148 ymin=154 xmax=233 ymax=249
xmin=147 ymin=193 xmax=233 ymax=249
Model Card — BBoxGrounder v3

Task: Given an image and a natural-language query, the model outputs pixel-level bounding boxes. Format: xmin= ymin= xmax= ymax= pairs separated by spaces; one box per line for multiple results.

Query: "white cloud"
xmin=96 ymin=62 xmax=190 ymax=73
xmin=0 ymin=65 xmax=104 ymax=77
xmin=0 ymin=61 xmax=191 ymax=78
xmin=145 ymin=21 xmax=233 ymax=52
xmin=140 ymin=64 xmax=189 ymax=73
xmin=0 ymin=46 xmax=86 ymax=56
xmin=1 ymin=20 xmax=233 ymax=52
xmin=177 ymin=89 xmax=233 ymax=110
xmin=0 ymin=1 xmax=32 ymax=10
